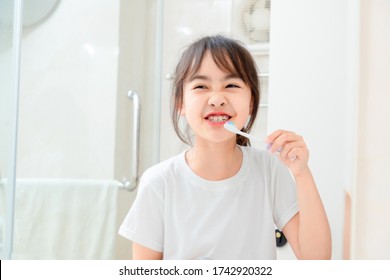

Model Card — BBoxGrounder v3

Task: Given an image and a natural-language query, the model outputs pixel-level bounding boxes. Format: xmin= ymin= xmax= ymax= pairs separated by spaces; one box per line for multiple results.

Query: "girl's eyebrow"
xmin=188 ymin=74 xmax=209 ymax=82
xmin=188 ymin=73 xmax=241 ymax=82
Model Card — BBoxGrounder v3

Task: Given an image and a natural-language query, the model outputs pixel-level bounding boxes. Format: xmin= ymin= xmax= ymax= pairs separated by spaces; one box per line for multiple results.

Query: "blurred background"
xmin=1 ymin=0 xmax=389 ymax=259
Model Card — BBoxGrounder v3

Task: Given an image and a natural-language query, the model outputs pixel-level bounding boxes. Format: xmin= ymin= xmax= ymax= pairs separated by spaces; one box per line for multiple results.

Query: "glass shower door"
xmin=2 ymin=0 xmax=163 ymax=259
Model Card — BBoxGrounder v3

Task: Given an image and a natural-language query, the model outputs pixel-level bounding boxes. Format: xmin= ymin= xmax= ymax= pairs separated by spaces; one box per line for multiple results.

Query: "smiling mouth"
xmin=206 ymin=115 xmax=231 ymax=123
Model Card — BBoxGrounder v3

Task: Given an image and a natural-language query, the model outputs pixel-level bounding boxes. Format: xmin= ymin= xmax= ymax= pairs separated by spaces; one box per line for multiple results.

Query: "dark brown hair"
xmin=171 ymin=35 xmax=260 ymax=146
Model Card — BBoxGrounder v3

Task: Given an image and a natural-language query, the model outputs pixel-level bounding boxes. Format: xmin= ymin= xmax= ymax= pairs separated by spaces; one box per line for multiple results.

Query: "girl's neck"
xmin=185 ymin=139 xmax=243 ymax=181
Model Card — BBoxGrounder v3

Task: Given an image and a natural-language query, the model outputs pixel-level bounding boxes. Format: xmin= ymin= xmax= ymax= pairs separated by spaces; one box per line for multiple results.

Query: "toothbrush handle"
xmin=237 ymin=130 xmax=264 ymax=143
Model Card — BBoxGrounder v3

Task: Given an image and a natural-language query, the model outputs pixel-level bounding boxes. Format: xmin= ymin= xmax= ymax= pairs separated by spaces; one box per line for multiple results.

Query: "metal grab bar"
xmin=118 ymin=90 xmax=141 ymax=192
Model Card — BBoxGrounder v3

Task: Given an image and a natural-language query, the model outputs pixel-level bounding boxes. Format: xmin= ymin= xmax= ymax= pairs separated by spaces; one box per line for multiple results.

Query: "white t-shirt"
xmin=119 ymin=146 xmax=298 ymax=259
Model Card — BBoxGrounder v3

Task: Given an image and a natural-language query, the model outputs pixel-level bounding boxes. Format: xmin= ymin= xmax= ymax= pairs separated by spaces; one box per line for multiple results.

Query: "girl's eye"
xmin=194 ymin=85 xmax=207 ymax=90
xmin=226 ymin=84 xmax=240 ymax=88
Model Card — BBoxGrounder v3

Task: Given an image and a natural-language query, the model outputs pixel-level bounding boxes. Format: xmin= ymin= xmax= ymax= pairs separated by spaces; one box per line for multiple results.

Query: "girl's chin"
xmin=195 ymin=134 xmax=237 ymax=145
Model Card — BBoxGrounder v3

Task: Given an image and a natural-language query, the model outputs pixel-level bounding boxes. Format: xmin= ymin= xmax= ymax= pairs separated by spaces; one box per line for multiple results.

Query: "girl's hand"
xmin=265 ymin=129 xmax=310 ymax=177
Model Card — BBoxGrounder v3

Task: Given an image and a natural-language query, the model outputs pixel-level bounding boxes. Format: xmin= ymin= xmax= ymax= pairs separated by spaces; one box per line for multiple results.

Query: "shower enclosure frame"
xmin=2 ymin=0 xmax=23 ymax=260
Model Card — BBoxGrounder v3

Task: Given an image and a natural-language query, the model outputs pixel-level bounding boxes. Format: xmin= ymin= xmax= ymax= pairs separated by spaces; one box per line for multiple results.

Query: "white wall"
xmin=352 ymin=0 xmax=390 ymax=259
xmin=268 ymin=0 xmax=350 ymax=259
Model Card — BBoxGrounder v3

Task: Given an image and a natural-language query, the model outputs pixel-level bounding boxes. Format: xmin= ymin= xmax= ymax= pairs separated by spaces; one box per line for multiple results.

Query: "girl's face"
xmin=181 ymin=51 xmax=252 ymax=145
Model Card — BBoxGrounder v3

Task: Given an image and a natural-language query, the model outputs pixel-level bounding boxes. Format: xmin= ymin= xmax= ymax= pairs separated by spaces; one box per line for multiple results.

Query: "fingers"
xmin=266 ymin=130 xmax=308 ymax=162
xmin=266 ymin=130 xmax=303 ymax=152
xmin=266 ymin=130 xmax=311 ymax=176
xmin=281 ymin=146 xmax=307 ymax=162
xmin=280 ymin=142 xmax=299 ymax=161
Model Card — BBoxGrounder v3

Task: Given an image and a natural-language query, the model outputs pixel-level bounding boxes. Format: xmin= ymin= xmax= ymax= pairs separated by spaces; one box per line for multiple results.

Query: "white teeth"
xmin=208 ymin=115 xmax=229 ymax=122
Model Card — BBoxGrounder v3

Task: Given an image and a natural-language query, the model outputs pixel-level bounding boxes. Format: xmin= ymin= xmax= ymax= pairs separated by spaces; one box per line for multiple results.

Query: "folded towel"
xmin=11 ymin=179 xmax=119 ymax=259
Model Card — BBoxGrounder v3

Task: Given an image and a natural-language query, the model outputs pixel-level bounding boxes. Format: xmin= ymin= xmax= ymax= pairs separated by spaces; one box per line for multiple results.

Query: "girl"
xmin=119 ymin=35 xmax=331 ymax=260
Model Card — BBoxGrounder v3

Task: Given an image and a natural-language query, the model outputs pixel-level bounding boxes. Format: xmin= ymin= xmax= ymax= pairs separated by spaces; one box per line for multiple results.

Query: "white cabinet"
xmin=268 ymin=0 xmax=352 ymax=259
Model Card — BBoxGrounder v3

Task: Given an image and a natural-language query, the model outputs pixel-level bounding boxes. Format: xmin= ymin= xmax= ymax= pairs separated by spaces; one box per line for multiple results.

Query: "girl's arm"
xmin=266 ymin=130 xmax=332 ymax=259
xmin=132 ymin=242 xmax=163 ymax=260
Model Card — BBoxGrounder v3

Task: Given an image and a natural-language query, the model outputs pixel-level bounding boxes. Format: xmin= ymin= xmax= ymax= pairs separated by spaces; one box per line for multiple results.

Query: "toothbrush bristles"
xmin=223 ymin=121 xmax=237 ymax=133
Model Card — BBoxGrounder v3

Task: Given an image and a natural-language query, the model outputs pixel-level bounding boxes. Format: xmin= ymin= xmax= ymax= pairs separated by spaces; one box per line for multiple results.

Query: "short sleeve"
xmin=270 ymin=158 xmax=299 ymax=230
xmin=118 ymin=170 xmax=165 ymax=252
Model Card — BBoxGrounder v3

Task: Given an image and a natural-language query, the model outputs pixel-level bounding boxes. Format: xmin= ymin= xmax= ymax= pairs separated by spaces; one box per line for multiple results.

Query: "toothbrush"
xmin=224 ymin=121 xmax=296 ymax=159
xmin=224 ymin=121 xmax=268 ymax=149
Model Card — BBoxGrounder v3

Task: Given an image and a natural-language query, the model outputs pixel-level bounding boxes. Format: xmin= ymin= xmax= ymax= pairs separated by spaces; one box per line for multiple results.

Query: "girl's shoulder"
xmin=139 ymin=152 xmax=185 ymax=185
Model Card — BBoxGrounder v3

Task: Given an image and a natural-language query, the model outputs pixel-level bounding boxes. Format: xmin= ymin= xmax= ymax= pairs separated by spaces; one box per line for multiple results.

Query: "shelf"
xmin=247 ymin=43 xmax=269 ymax=55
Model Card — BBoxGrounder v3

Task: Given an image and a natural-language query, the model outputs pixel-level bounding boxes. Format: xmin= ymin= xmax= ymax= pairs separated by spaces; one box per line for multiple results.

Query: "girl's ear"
xmin=179 ymin=102 xmax=185 ymax=116
xmin=249 ymin=97 xmax=254 ymax=114
xmin=176 ymin=90 xmax=185 ymax=115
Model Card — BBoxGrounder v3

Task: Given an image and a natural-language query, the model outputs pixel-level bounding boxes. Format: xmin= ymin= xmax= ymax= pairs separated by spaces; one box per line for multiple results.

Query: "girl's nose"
xmin=209 ymin=94 xmax=227 ymax=107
